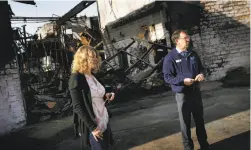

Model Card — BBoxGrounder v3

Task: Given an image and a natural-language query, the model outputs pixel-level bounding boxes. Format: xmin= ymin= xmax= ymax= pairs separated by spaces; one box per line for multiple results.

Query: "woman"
xmin=68 ymin=45 xmax=115 ymax=150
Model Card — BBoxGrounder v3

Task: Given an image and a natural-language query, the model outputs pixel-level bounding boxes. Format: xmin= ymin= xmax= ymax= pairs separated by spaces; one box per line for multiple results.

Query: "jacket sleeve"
xmin=197 ymin=55 xmax=206 ymax=76
xmin=162 ymin=56 xmax=185 ymax=85
xmin=69 ymin=76 xmax=97 ymax=131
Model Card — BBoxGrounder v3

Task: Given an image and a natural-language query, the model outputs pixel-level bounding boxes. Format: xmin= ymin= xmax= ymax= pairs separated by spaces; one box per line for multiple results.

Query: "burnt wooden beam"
xmin=56 ymin=1 xmax=95 ymax=26
xmin=13 ymin=0 xmax=36 ymax=5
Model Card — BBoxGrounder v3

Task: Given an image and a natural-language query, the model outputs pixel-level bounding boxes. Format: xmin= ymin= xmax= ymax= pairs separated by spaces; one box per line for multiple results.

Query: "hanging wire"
xmin=36 ymin=3 xmax=38 ymax=22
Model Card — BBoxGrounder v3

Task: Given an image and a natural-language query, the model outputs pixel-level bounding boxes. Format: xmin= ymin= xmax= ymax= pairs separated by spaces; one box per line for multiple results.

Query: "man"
xmin=163 ymin=29 xmax=209 ymax=150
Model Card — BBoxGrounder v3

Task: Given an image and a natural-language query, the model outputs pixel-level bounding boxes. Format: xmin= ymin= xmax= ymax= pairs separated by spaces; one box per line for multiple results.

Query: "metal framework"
xmin=11 ymin=16 xmax=60 ymax=22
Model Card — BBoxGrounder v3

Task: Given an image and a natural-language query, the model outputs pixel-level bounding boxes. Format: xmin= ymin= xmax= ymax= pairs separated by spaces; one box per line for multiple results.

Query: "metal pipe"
xmin=55 ymin=42 xmax=58 ymax=69
xmin=94 ymin=41 xmax=103 ymax=49
xmin=122 ymin=50 xmax=154 ymax=68
xmin=11 ymin=16 xmax=60 ymax=21
xmin=102 ymin=60 xmax=115 ymax=69
xmin=22 ymin=25 xmax=27 ymax=47
xmin=22 ymin=25 xmax=31 ymax=73
xmin=64 ymin=50 xmax=70 ymax=74
xmin=125 ymin=44 xmax=154 ymax=73
xmin=102 ymin=39 xmax=135 ymax=62
xmin=133 ymin=37 xmax=172 ymax=49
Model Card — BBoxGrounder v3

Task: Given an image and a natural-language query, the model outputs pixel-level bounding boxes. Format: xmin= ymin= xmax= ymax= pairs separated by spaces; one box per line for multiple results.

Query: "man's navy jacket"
xmin=162 ymin=48 xmax=205 ymax=93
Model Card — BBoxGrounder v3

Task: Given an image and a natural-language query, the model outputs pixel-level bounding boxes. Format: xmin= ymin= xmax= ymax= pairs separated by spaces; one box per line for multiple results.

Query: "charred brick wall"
xmin=191 ymin=0 xmax=250 ymax=80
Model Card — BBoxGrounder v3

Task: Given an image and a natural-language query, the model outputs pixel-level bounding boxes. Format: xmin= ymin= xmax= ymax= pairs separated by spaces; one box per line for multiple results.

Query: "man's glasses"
xmin=178 ymin=36 xmax=190 ymax=40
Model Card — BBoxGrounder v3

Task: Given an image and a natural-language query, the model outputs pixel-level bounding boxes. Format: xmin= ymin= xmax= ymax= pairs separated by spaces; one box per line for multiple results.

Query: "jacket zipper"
xmin=186 ymin=51 xmax=193 ymax=59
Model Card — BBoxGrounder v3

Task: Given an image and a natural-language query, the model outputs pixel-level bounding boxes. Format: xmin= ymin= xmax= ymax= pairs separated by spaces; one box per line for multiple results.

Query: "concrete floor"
xmin=0 ymin=81 xmax=250 ymax=150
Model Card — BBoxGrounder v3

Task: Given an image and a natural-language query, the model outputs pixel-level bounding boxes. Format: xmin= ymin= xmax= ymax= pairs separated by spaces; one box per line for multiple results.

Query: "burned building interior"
xmin=1 ymin=0 xmax=250 ymax=124
xmin=0 ymin=1 xmax=250 ymax=149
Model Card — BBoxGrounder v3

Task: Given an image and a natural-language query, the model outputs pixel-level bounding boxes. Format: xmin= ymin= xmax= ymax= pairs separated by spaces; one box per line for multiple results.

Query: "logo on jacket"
xmin=190 ymin=56 xmax=196 ymax=64
xmin=175 ymin=59 xmax=182 ymax=63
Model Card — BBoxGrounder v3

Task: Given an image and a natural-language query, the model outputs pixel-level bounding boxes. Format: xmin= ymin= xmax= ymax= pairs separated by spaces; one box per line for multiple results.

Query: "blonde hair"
xmin=71 ymin=46 xmax=101 ymax=75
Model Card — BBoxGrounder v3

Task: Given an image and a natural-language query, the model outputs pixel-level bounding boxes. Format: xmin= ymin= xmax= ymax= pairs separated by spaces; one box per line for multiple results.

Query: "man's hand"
xmin=195 ymin=74 xmax=205 ymax=82
xmin=105 ymin=92 xmax=115 ymax=101
xmin=92 ymin=127 xmax=103 ymax=141
xmin=184 ymin=78 xmax=195 ymax=86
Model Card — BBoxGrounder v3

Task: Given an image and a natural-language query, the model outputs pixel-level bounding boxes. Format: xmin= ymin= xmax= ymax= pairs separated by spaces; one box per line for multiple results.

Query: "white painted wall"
xmin=0 ymin=63 xmax=26 ymax=135
xmin=97 ymin=0 xmax=155 ymax=29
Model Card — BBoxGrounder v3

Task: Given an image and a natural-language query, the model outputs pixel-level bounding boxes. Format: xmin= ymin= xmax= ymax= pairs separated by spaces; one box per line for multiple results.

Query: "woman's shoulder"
xmin=68 ymin=73 xmax=90 ymax=90
xmin=70 ymin=72 xmax=80 ymax=79
xmin=69 ymin=72 xmax=85 ymax=90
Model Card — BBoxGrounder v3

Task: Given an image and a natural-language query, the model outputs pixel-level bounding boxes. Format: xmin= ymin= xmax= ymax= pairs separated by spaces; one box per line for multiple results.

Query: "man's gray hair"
xmin=171 ymin=29 xmax=188 ymax=45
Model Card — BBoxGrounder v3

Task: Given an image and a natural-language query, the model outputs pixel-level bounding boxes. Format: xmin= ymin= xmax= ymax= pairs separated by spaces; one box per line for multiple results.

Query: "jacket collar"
xmin=172 ymin=48 xmax=193 ymax=57
xmin=76 ymin=72 xmax=91 ymax=93
xmin=176 ymin=47 xmax=188 ymax=53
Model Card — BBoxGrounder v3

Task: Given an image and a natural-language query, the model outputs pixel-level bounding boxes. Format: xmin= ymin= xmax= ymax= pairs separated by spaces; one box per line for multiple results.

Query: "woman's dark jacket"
xmin=68 ymin=72 xmax=114 ymax=149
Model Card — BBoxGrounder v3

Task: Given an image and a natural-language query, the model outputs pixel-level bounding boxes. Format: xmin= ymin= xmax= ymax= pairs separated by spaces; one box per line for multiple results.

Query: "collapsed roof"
xmin=35 ymin=16 xmax=99 ymax=40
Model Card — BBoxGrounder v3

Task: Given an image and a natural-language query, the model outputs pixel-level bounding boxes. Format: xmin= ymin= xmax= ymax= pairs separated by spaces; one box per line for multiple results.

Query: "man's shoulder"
xmin=193 ymin=51 xmax=202 ymax=59
xmin=165 ymin=48 xmax=177 ymax=59
xmin=189 ymin=49 xmax=198 ymax=54
xmin=164 ymin=53 xmax=172 ymax=62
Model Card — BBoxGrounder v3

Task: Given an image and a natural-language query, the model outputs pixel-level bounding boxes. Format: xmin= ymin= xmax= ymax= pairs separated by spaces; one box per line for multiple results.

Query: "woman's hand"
xmin=105 ymin=92 xmax=115 ymax=101
xmin=92 ymin=127 xmax=103 ymax=141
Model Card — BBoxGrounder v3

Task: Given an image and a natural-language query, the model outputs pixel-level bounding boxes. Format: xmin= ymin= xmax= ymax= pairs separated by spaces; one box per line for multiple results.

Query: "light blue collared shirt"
xmin=176 ymin=47 xmax=188 ymax=53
